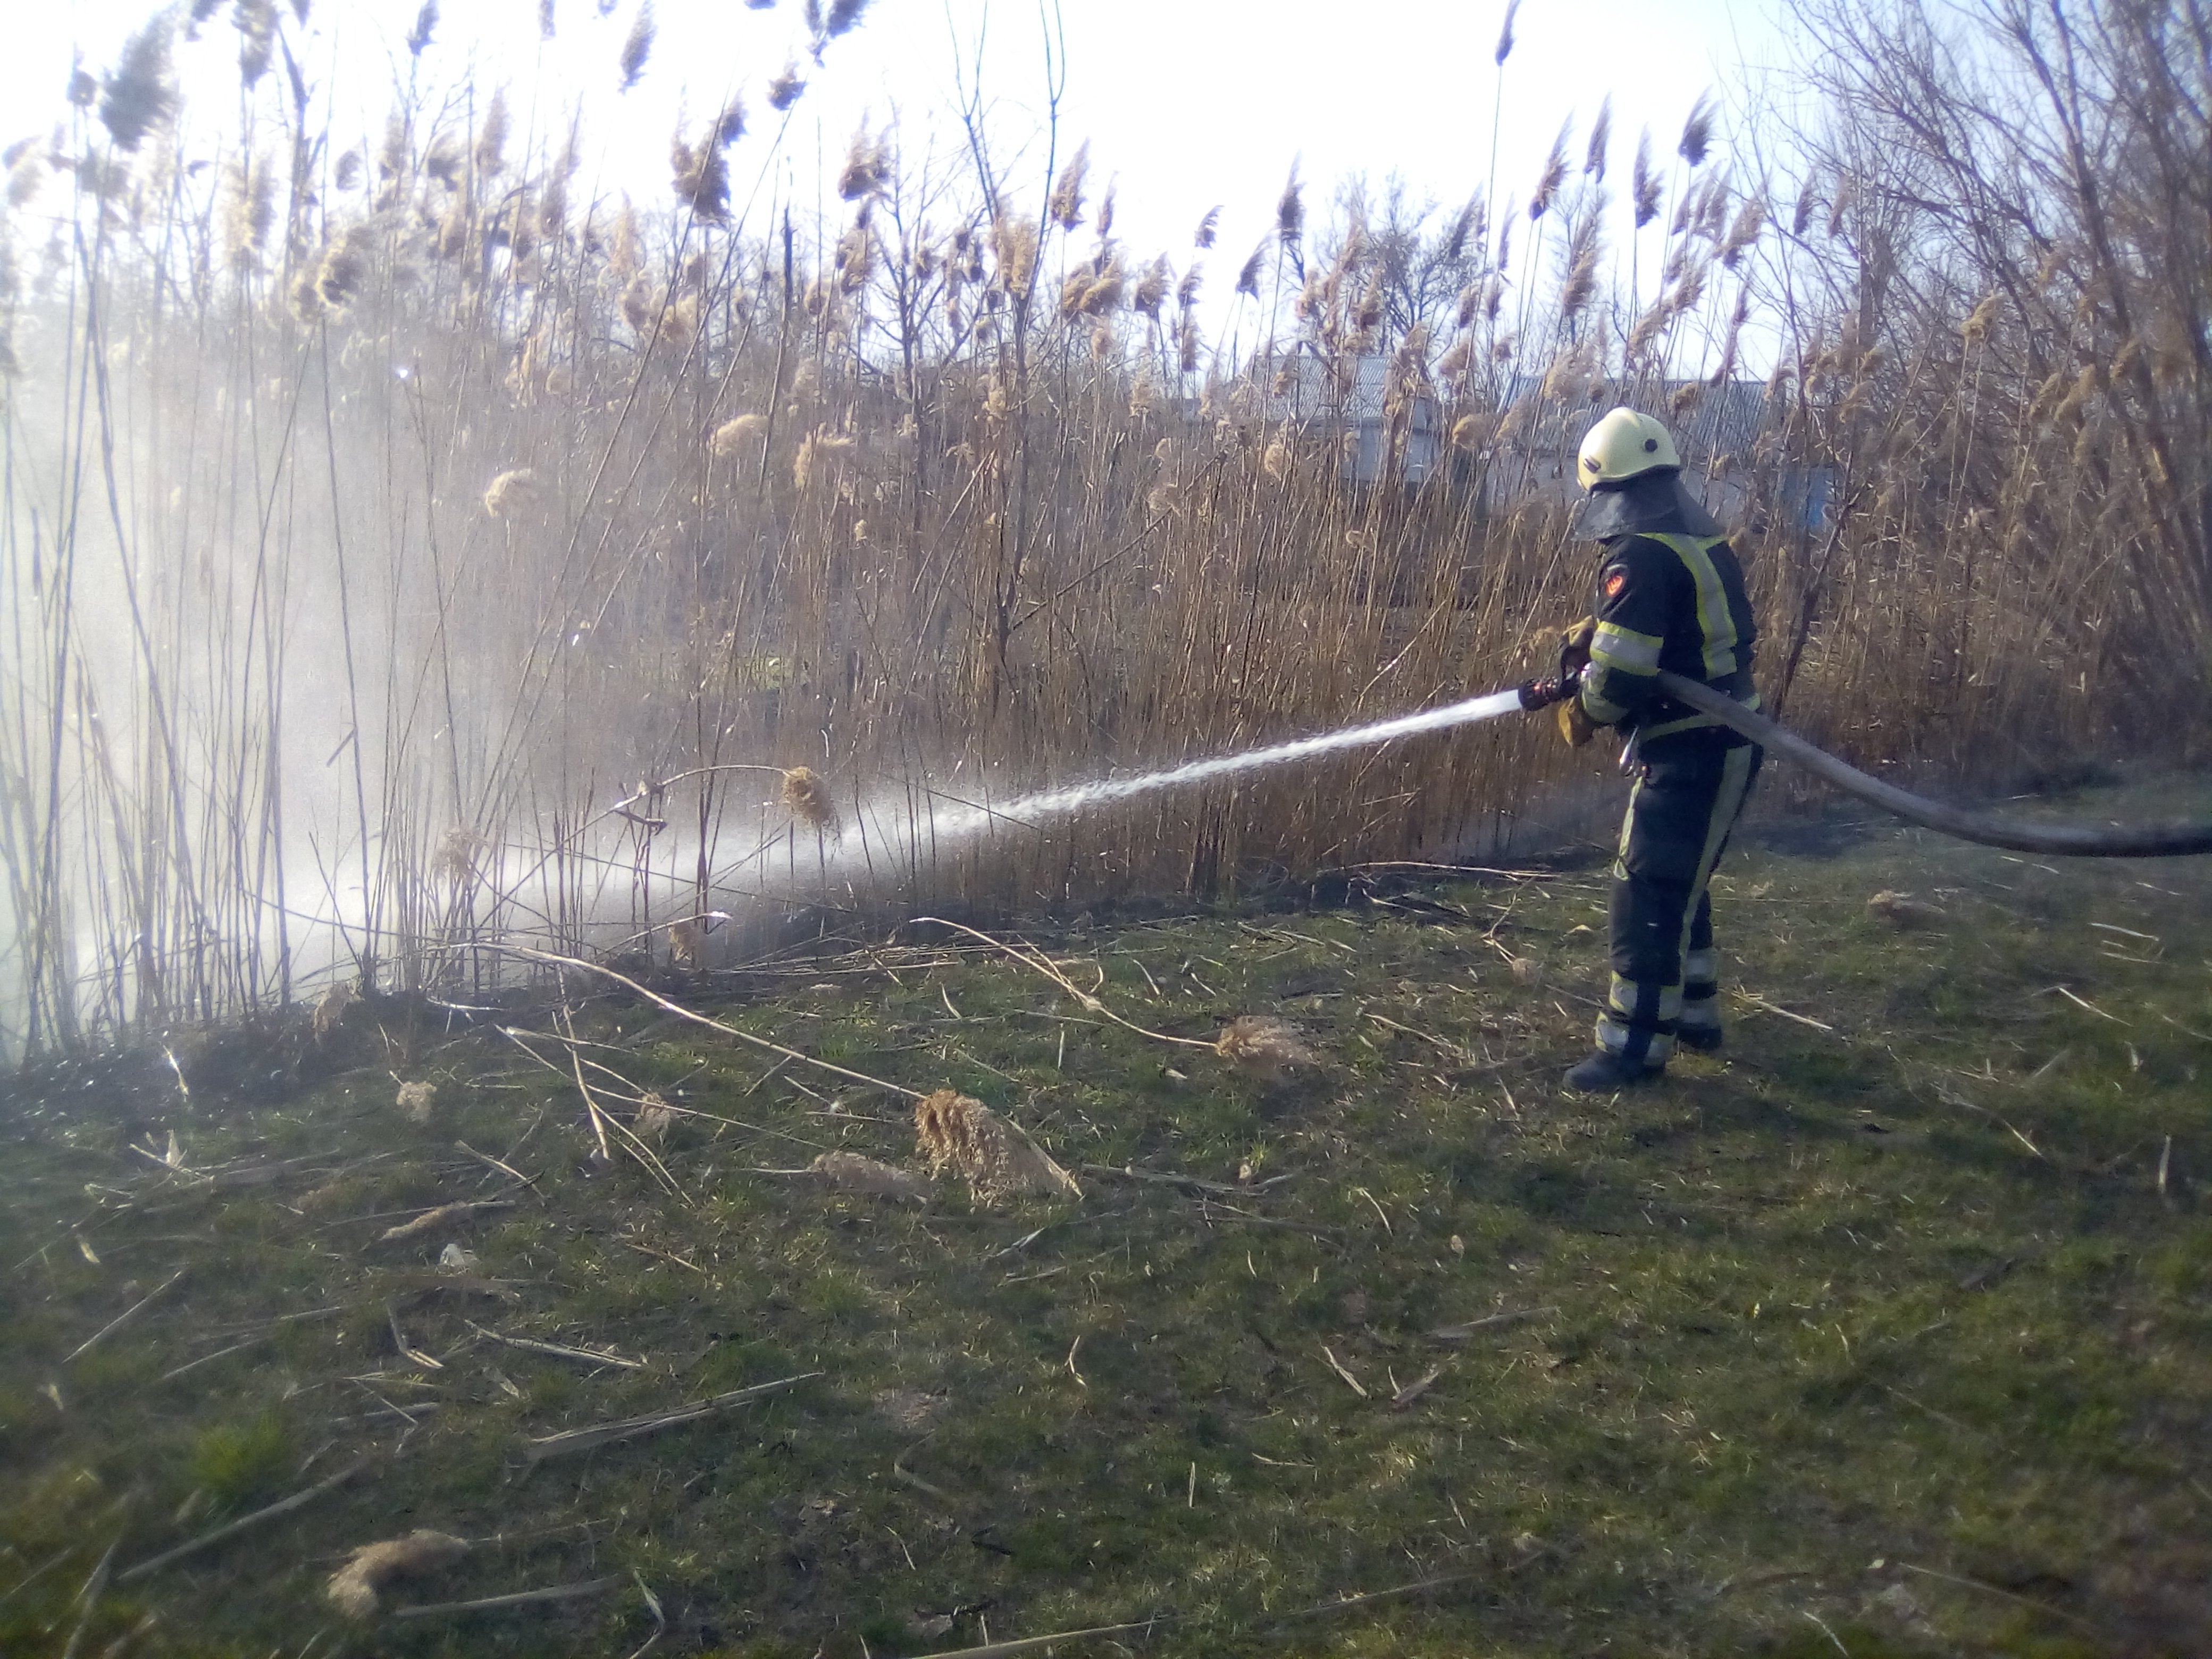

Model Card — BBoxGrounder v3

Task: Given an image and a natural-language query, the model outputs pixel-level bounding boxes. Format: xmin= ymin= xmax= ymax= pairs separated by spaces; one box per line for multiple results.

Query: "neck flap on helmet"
xmin=1576 ymin=468 xmax=1727 ymax=541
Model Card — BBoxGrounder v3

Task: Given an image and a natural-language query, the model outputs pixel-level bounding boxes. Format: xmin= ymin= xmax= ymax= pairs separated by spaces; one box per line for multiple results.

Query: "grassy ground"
xmin=4 ymin=773 xmax=2210 ymax=1658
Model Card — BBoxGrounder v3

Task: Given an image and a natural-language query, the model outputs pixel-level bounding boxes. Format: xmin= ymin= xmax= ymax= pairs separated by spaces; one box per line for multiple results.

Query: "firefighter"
xmin=1556 ymin=407 xmax=1763 ymax=1092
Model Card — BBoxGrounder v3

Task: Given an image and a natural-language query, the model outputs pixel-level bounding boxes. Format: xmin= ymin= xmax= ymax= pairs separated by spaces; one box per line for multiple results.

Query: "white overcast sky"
xmin=7 ymin=1 xmax=1797 ymax=307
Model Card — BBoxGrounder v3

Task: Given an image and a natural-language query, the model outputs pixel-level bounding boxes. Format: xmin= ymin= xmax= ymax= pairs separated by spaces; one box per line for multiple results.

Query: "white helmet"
xmin=1577 ymin=406 xmax=1680 ymax=489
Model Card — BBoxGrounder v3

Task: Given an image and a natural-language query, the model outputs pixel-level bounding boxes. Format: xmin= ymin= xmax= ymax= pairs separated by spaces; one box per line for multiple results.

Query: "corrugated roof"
xmin=1500 ymin=375 xmax=1771 ymax=466
xmin=1249 ymin=349 xmax=1415 ymax=425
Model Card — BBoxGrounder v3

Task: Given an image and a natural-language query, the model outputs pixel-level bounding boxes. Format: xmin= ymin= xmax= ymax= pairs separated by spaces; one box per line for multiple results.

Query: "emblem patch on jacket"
xmin=1602 ymin=565 xmax=1628 ymax=599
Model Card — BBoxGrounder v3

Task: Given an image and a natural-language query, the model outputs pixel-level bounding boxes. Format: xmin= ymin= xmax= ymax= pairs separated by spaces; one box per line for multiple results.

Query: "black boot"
xmin=1673 ymin=1020 xmax=1724 ymax=1054
xmin=1564 ymin=1049 xmax=1665 ymax=1092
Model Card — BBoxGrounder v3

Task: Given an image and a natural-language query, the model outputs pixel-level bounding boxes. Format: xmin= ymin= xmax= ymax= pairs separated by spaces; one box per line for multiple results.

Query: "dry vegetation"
xmin=0 ymin=0 xmax=2204 ymax=1066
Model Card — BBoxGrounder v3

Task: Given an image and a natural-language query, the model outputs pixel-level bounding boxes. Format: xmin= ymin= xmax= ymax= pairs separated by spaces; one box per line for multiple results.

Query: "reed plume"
xmin=1790 ymin=176 xmax=1817 ymax=236
xmin=99 ymin=18 xmax=178 ymax=152
xmin=1215 ymin=1016 xmax=1315 ymax=1083
xmin=711 ymin=413 xmax=768 ymax=456
xmin=838 ymin=128 xmax=889 ymax=200
xmin=636 ymin=1093 xmax=677 ymax=1139
xmin=992 ymin=216 xmax=1037 ymax=295
xmin=1276 ymin=170 xmax=1303 ymax=245
xmin=223 ymin=156 xmax=275 ymax=269
xmin=1678 ymin=91 xmax=1716 ymax=166
xmin=482 ymin=468 xmax=540 ymax=517
xmin=1132 ymin=256 xmax=1168 ymax=319
xmin=823 ymin=0 xmax=873 ymax=44
xmin=1585 ymin=96 xmax=1613 ymax=182
xmin=327 ymin=1532 xmax=468 ymax=1619
xmin=914 ymin=1091 xmax=1080 ymax=1203
xmin=1558 ymin=212 xmax=1602 ymax=321
xmin=236 ymin=0 xmax=278 ymax=88
xmin=1960 ymin=292 xmax=2001 ymax=347
xmin=1719 ymin=190 xmax=1766 ymax=266
xmin=619 ymin=3 xmax=655 ymax=90
xmin=672 ymin=131 xmax=730 ymax=222
xmin=1048 ymin=141 xmax=1090 ymax=231
xmin=1632 ymin=130 xmax=1661 ymax=227
xmin=780 ymin=766 xmax=840 ymax=833
xmin=1530 ymin=119 xmax=1571 ymax=219
xmin=476 ymin=90 xmax=510 ymax=177
xmin=1696 ymin=171 xmax=1732 ymax=241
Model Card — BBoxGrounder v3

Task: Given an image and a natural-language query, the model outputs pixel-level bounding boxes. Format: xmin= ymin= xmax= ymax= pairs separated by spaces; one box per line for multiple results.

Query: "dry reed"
xmin=326 ymin=1531 xmax=470 ymax=1618
xmin=1866 ymin=891 xmax=1946 ymax=929
xmin=913 ymin=1091 xmax=1080 ymax=1203
xmin=0 ymin=0 xmax=2200 ymax=1061
xmin=809 ymin=1151 xmax=931 ymax=1204
xmin=1214 ymin=1016 xmax=1317 ymax=1083
xmin=635 ymin=1093 xmax=677 ymax=1141
xmin=780 ymin=768 xmax=840 ymax=835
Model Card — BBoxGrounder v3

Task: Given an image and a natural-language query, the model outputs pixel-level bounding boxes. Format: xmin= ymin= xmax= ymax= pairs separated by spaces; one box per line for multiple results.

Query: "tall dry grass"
xmin=0 ymin=0 xmax=2202 ymax=1059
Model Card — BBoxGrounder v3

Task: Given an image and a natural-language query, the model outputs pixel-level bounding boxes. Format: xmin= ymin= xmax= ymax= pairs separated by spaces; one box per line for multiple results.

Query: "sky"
xmin=3 ymin=0 xmax=1795 ymax=320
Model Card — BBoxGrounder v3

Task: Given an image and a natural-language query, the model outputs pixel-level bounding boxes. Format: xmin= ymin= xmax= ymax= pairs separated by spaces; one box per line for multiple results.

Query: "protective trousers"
xmin=1597 ymin=738 xmax=1762 ymax=1068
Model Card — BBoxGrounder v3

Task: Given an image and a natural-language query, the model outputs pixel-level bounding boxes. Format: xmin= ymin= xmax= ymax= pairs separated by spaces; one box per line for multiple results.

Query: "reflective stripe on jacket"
xmin=1578 ymin=530 xmax=1760 ymax=742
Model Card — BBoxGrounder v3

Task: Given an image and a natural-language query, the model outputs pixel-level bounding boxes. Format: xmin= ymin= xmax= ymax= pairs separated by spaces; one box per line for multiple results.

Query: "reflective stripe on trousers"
xmin=1596 ymin=740 xmax=1761 ymax=1065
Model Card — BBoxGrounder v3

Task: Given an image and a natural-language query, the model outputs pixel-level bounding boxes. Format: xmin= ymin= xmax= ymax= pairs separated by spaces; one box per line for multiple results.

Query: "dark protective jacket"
xmin=1574 ymin=469 xmax=1760 ymax=747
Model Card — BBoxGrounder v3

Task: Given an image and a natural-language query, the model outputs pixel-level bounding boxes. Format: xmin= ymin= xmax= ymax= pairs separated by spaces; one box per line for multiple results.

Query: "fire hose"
xmin=1514 ymin=672 xmax=2212 ymax=859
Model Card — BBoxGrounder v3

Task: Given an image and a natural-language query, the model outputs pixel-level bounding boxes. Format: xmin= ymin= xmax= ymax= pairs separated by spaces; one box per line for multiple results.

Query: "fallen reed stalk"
xmin=390 ymin=1577 xmax=621 ymax=1619
xmin=115 ymin=1458 xmax=368 ymax=1583
xmin=63 ymin=1269 xmax=186 ymax=1365
xmin=465 ymin=1321 xmax=646 ymax=1370
xmin=501 ymin=947 xmax=924 ymax=1099
xmin=521 ymin=1372 xmax=820 ymax=1461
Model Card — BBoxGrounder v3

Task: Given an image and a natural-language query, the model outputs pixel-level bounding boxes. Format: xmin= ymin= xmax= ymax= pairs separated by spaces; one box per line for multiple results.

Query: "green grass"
xmin=3 ymin=772 xmax=2210 ymax=1656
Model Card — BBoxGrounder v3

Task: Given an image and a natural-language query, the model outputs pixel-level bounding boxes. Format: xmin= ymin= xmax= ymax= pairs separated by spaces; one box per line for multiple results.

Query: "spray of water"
xmin=896 ymin=686 xmax=1532 ymax=847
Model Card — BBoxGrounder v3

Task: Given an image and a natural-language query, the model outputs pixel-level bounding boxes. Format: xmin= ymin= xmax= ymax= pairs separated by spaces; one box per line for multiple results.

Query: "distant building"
xmin=1488 ymin=376 xmax=1834 ymax=534
xmin=1235 ymin=357 xmax=1836 ymax=533
xmin=1248 ymin=349 xmax=1445 ymax=487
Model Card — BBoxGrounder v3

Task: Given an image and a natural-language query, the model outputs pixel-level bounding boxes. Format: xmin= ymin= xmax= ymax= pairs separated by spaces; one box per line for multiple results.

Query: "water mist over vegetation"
xmin=1 ymin=0 xmax=2205 ymax=1058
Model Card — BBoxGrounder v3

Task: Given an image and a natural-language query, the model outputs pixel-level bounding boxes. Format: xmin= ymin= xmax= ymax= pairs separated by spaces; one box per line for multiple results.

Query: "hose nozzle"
xmin=1517 ymin=674 xmax=1576 ymax=711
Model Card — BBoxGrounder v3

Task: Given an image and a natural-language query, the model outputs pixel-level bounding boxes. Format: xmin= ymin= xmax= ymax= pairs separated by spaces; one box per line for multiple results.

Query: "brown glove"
xmin=1556 ymin=696 xmax=1598 ymax=748
xmin=1554 ymin=617 xmax=1598 ymax=746
xmin=1560 ymin=616 xmax=1596 ymax=679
